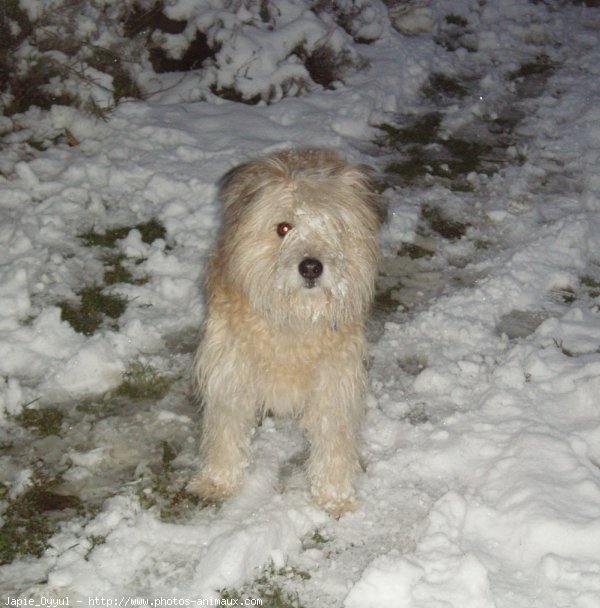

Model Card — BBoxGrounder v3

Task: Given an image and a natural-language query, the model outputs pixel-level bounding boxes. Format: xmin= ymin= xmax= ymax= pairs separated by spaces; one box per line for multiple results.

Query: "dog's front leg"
xmin=302 ymin=360 xmax=366 ymax=516
xmin=187 ymin=344 xmax=258 ymax=502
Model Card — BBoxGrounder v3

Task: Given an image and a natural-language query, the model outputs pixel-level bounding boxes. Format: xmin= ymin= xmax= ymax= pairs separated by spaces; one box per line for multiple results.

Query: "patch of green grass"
xmin=75 ymin=397 xmax=122 ymax=420
xmin=219 ymin=590 xmax=244 ymax=604
xmin=443 ymin=137 xmax=492 ymax=170
xmin=436 ymin=14 xmax=477 ymax=53
xmin=581 ymin=276 xmax=600 ymax=289
xmin=310 ymin=530 xmax=329 ymax=545
xmin=420 ymin=205 xmax=469 ymax=241
xmin=398 ymin=354 xmax=427 ymax=377
xmin=374 ymin=285 xmax=402 ymax=313
xmin=509 ymin=54 xmax=554 ymax=80
xmin=258 ymin=585 xmax=304 ymax=608
xmin=385 ymin=158 xmax=430 ymax=185
xmin=255 ymin=567 xmax=311 ymax=586
xmin=397 ymin=242 xmax=434 ymax=259
xmin=157 ymin=487 xmax=201 ymax=522
xmin=161 ymin=440 xmax=177 ymax=471
xmin=474 ymin=239 xmax=492 ymax=250
xmin=137 ymin=218 xmax=167 ymax=244
xmin=0 ymin=471 xmax=82 ymax=565
xmin=384 ymin=145 xmax=493 ymax=188
xmin=102 ymin=252 xmax=149 ymax=286
xmin=404 ymin=405 xmax=430 ymax=425
xmin=385 ymin=139 xmax=489 ymax=190
xmin=15 ymin=407 xmax=64 ymax=437
xmin=378 ymin=112 xmax=496 ymax=189
xmin=115 ymin=363 xmax=175 ymax=401
xmin=377 ymin=112 xmax=442 ymax=147
xmin=136 ymin=440 xmax=200 ymax=520
xmin=59 ymin=286 xmax=127 ymax=336
xmin=422 ymin=73 xmax=468 ymax=101
xmin=445 ymin=14 xmax=469 ymax=28
xmin=76 ymin=220 xmax=162 ymax=300
xmin=385 ymin=157 xmax=478 ymax=190
xmin=80 ymin=226 xmax=130 ymax=248
xmin=555 ymin=287 xmax=577 ymax=304
xmin=223 ymin=566 xmax=309 ymax=608
xmin=581 ymin=275 xmax=600 ymax=298
xmin=102 ymin=252 xmax=135 ymax=285
xmin=60 ymin=225 xmax=152 ymax=336
xmin=80 ymin=218 xmax=166 ymax=248
xmin=88 ymin=534 xmax=107 ymax=549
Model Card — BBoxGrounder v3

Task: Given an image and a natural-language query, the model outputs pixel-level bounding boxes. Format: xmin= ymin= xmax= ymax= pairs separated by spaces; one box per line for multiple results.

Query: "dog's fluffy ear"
xmin=218 ymin=161 xmax=259 ymax=217
xmin=218 ymin=157 xmax=286 ymax=223
xmin=339 ymin=163 xmax=388 ymax=225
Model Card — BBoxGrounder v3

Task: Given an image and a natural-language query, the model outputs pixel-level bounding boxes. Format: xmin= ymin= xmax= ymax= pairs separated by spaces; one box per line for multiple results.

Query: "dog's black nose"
xmin=298 ymin=257 xmax=323 ymax=280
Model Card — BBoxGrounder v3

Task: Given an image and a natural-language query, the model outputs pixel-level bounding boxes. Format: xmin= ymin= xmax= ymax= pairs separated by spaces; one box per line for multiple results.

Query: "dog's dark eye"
xmin=276 ymin=222 xmax=293 ymax=237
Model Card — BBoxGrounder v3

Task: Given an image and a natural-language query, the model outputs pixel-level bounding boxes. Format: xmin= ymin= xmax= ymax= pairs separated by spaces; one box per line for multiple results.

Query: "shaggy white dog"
xmin=187 ymin=148 xmax=382 ymax=515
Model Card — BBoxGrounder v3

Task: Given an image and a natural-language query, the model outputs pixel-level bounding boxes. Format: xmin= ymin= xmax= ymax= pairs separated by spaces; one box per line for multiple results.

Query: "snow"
xmin=2 ymin=0 xmax=600 ymax=606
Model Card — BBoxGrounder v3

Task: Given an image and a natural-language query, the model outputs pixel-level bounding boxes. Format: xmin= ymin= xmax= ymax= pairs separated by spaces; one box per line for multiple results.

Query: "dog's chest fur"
xmin=211 ymin=283 xmax=365 ymax=415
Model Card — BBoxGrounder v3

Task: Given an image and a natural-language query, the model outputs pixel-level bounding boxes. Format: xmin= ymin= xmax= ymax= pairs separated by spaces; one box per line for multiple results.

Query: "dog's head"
xmin=212 ymin=148 xmax=383 ymax=328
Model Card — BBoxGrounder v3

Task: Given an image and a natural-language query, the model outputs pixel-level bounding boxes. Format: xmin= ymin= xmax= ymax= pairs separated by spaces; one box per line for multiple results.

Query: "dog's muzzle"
xmin=298 ymin=257 xmax=323 ymax=288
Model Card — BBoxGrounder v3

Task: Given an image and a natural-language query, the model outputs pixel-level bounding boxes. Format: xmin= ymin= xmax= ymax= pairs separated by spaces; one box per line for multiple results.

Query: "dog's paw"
xmin=312 ymin=490 xmax=358 ymax=518
xmin=186 ymin=473 xmax=236 ymax=503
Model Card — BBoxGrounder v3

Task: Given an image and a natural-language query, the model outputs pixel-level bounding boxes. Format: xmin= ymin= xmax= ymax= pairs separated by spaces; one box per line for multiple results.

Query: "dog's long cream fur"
xmin=187 ymin=148 xmax=382 ymax=515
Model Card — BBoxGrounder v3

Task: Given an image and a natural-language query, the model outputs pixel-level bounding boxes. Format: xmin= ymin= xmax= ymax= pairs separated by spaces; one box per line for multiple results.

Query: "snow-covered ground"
xmin=2 ymin=0 xmax=600 ymax=605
